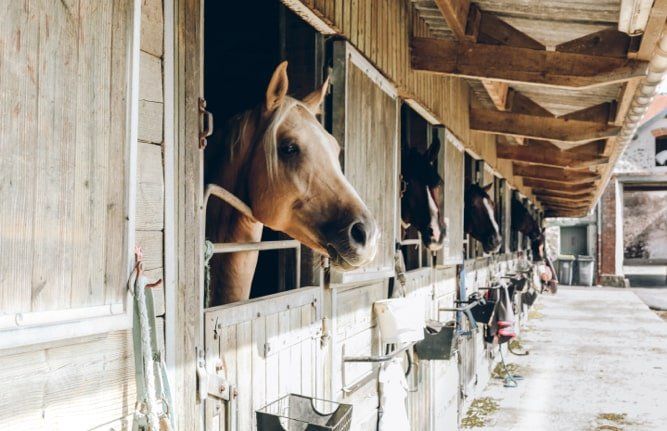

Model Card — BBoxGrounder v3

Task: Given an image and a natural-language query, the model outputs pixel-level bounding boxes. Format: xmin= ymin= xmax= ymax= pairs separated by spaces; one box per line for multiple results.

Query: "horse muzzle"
xmin=324 ymin=215 xmax=379 ymax=270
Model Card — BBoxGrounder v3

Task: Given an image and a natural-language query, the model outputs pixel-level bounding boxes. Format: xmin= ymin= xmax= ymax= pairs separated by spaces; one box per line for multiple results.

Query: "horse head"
xmin=464 ymin=183 xmax=502 ymax=253
xmin=401 ymin=136 xmax=446 ymax=251
xmin=530 ymin=228 xmax=545 ymax=261
xmin=243 ymin=62 xmax=379 ymax=270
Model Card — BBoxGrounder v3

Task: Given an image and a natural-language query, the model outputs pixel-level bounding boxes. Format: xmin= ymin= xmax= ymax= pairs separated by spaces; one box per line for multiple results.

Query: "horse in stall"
xmin=510 ymin=199 xmax=558 ymax=292
xmin=206 ymin=62 xmax=379 ymax=305
xmin=400 ymin=135 xmax=446 ymax=250
xmin=464 ymin=183 xmax=502 ymax=253
xmin=511 ymin=198 xmax=543 ymax=261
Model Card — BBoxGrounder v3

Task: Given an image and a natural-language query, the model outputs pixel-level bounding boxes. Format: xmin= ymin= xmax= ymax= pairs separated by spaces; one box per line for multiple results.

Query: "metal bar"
xmin=211 ymin=240 xmax=300 ymax=254
xmin=341 ymin=369 xmax=378 ymax=394
xmin=343 ymin=342 xmax=415 ymax=363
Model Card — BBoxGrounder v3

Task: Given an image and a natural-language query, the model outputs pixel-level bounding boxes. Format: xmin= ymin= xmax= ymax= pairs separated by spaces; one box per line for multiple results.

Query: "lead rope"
xmin=132 ymin=248 xmax=173 ymax=431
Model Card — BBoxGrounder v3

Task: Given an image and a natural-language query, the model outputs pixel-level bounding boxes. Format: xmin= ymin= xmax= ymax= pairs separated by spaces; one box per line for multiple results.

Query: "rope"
xmin=133 ymin=264 xmax=161 ymax=430
xmin=204 ymin=240 xmax=215 ymax=308
xmin=131 ymin=248 xmax=173 ymax=431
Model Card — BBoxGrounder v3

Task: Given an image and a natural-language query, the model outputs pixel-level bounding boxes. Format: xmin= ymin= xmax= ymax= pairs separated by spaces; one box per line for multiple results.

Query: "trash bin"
xmin=577 ymin=255 xmax=595 ymax=286
xmin=557 ymin=255 xmax=575 ymax=285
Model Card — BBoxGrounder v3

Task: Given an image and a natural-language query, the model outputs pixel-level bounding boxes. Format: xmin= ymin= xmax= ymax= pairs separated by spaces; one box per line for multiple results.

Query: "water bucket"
xmin=374 ymin=297 xmax=425 ymax=344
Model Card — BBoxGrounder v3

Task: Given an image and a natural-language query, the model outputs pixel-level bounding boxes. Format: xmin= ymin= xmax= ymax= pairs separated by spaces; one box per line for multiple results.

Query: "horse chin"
xmin=326 ymin=243 xmax=375 ymax=271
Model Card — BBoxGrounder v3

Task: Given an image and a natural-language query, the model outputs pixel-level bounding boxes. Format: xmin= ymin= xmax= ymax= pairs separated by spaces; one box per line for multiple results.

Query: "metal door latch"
xmin=199 ymin=98 xmax=214 ymax=149
xmin=196 ymin=353 xmax=235 ymax=401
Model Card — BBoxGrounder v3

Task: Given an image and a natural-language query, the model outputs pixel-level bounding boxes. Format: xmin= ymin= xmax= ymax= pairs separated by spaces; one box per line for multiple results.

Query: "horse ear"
xmin=426 ymin=135 xmax=441 ymax=163
xmin=265 ymin=61 xmax=289 ymax=112
xmin=482 ymin=182 xmax=493 ymax=192
xmin=302 ymin=77 xmax=329 ymax=115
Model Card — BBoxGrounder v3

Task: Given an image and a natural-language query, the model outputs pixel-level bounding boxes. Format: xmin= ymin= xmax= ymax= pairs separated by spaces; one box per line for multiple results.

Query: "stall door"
xmin=326 ymin=41 xmax=399 ymax=430
xmin=330 ymin=41 xmax=399 ymax=283
xmin=203 ymin=287 xmax=324 ymax=431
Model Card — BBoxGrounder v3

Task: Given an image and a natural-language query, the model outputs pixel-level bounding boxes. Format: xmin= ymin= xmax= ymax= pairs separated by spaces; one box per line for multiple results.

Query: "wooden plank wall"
xmin=203 ymin=288 xmax=323 ymax=431
xmin=343 ymin=61 xmax=398 ymax=275
xmin=284 ymin=0 xmax=536 ymax=200
xmin=0 ymin=0 xmax=166 ymax=429
xmin=442 ymin=138 xmax=465 ymax=263
xmin=0 ymin=0 xmax=129 ymax=313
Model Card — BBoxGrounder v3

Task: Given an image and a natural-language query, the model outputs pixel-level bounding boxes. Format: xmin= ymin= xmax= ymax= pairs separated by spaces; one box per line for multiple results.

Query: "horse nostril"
xmin=350 ymin=221 xmax=367 ymax=246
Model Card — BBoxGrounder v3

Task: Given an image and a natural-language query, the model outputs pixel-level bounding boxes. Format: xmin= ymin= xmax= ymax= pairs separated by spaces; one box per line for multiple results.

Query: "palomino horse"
xmin=464 ymin=183 xmax=502 ymax=253
xmin=400 ymin=136 xmax=446 ymax=251
xmin=206 ymin=62 xmax=379 ymax=305
xmin=511 ymin=198 xmax=543 ymax=260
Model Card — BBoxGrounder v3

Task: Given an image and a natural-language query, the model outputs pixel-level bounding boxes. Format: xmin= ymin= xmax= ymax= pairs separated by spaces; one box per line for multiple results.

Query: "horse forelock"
xmin=227 ymin=97 xmax=304 ymax=179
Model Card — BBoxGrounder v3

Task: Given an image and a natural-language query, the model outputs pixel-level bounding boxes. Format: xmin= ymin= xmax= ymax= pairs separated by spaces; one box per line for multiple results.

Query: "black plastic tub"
xmin=414 ymin=320 xmax=457 ymax=360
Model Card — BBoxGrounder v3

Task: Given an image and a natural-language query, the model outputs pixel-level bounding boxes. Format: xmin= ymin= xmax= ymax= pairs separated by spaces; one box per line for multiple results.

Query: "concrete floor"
xmin=467 ymin=287 xmax=667 ymax=431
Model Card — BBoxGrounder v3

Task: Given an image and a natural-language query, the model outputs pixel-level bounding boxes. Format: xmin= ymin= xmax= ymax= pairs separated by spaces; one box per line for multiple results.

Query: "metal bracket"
xmin=198 ymin=98 xmax=214 ymax=149
xmin=196 ymin=353 xmax=235 ymax=402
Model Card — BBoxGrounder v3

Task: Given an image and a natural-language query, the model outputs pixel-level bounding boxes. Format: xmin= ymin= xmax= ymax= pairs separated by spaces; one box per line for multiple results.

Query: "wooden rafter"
xmin=411 ymin=38 xmax=648 ymax=88
xmin=521 ymin=179 xmax=595 ymax=194
xmin=432 ymin=0 xmax=474 ymax=40
xmin=471 ymin=108 xmax=620 ymax=143
xmin=538 ymin=195 xmax=592 ymax=206
xmin=481 ymin=80 xmax=510 ymax=110
xmin=513 ymin=163 xmax=600 ymax=184
xmin=556 ymin=29 xmax=639 ymax=58
xmin=533 ymin=189 xmax=594 ymax=200
xmin=496 ymin=140 xmax=609 ymax=168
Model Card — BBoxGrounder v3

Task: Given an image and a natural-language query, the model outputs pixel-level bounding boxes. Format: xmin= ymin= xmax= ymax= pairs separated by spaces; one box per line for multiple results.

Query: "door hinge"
xmin=199 ymin=97 xmax=214 ymax=149
xmin=319 ymin=317 xmax=330 ymax=348
xmin=196 ymin=350 xmax=235 ymax=402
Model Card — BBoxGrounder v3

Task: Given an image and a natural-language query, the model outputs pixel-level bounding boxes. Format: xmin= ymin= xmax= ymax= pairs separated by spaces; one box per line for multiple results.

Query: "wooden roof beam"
xmin=538 ymin=195 xmax=593 ymax=206
xmin=411 ymin=38 xmax=648 ymax=89
xmin=513 ymin=163 xmax=601 ymax=184
xmin=471 ymin=108 xmax=621 ymax=143
xmin=556 ymin=29 xmax=640 ymax=58
xmin=496 ymin=140 xmax=609 ymax=168
xmin=533 ymin=190 xmax=595 ymax=200
xmin=521 ymin=179 xmax=595 ymax=194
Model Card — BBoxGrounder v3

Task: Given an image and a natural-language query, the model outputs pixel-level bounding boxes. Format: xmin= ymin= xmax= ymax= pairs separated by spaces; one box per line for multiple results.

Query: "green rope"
xmin=204 ymin=240 xmax=214 ymax=307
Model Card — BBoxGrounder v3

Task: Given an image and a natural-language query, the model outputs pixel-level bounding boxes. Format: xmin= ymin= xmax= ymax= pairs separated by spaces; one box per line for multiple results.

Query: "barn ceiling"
xmin=409 ymin=0 xmax=665 ymax=217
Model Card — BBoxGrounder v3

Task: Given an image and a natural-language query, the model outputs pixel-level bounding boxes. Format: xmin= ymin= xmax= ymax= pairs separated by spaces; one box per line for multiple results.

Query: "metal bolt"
xmin=219 ymin=385 xmax=226 ymax=393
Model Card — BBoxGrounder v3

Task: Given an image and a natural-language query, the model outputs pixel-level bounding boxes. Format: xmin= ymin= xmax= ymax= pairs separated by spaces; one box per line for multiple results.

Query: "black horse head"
xmin=511 ymin=198 xmax=543 ymax=261
xmin=401 ymin=136 xmax=446 ymax=251
xmin=464 ymin=183 xmax=502 ymax=253
xmin=530 ymin=229 xmax=546 ymax=261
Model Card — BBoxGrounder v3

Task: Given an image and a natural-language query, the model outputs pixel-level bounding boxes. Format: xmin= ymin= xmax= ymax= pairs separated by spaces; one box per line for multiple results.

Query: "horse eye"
xmin=279 ymin=141 xmax=300 ymax=157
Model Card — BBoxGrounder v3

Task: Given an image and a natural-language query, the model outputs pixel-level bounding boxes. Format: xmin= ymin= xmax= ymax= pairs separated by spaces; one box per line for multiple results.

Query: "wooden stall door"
xmin=0 ymin=0 xmax=135 ymax=346
xmin=431 ymin=267 xmax=460 ymax=430
xmin=331 ymin=41 xmax=399 ymax=282
xmin=442 ymin=133 xmax=465 ymax=265
xmin=203 ymin=287 xmax=324 ymax=431
xmin=326 ymin=41 xmax=398 ymax=430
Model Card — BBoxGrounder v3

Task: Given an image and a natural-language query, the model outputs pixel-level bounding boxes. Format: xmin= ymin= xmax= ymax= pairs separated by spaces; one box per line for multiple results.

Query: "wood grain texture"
xmin=136 ymin=142 xmax=164 ymax=231
xmin=411 ymin=37 xmax=648 ymax=88
xmin=141 ymin=0 xmax=164 ymax=57
xmin=1 ymin=0 xmax=130 ymax=313
xmin=513 ymin=163 xmax=600 ymax=184
xmin=0 ymin=331 xmax=135 ymax=430
xmin=471 ymin=108 xmax=620 ymax=143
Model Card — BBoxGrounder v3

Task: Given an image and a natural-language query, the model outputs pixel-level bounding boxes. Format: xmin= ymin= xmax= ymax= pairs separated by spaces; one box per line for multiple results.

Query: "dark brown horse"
xmin=511 ymin=198 xmax=543 ymax=260
xmin=465 ymin=184 xmax=502 ymax=253
xmin=206 ymin=62 xmax=379 ymax=304
xmin=400 ymin=136 xmax=446 ymax=250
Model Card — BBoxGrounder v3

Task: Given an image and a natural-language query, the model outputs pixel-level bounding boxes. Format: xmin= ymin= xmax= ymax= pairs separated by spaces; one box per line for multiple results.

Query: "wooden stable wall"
xmin=0 ymin=0 xmax=166 ymax=429
xmin=283 ymin=0 xmax=536 ymax=202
